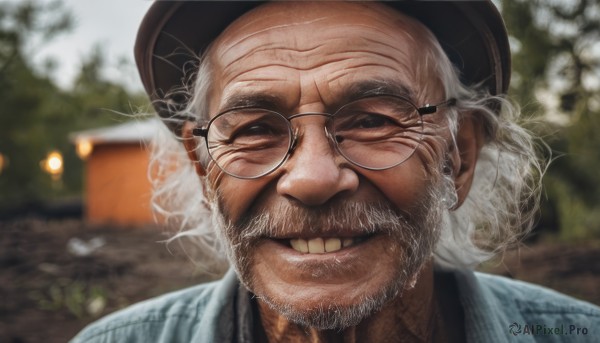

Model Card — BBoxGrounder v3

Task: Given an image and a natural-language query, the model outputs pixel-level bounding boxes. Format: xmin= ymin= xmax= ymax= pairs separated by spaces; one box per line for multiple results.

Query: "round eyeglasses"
xmin=192 ymin=95 xmax=456 ymax=179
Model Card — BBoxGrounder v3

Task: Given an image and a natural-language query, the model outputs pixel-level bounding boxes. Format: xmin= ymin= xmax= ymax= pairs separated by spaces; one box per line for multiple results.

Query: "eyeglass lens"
xmin=205 ymin=96 xmax=423 ymax=178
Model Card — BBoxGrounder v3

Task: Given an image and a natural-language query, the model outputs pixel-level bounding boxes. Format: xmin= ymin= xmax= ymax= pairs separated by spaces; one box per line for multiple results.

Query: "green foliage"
xmin=502 ymin=0 xmax=556 ymax=111
xmin=29 ymin=278 xmax=108 ymax=319
xmin=0 ymin=0 xmax=148 ymax=208
xmin=502 ymin=0 xmax=600 ymax=239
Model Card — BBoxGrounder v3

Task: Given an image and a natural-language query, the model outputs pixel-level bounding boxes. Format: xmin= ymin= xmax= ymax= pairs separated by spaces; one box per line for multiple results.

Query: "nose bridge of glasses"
xmin=287 ymin=112 xmax=337 ymax=153
xmin=288 ymin=111 xmax=335 ymax=122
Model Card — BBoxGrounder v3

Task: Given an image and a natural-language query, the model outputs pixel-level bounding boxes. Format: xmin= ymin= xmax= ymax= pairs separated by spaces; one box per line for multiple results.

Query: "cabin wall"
xmin=86 ymin=143 xmax=153 ymax=226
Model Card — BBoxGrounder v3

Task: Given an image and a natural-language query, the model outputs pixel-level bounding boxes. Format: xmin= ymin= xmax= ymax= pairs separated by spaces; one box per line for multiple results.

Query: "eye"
xmin=237 ymin=123 xmax=277 ymax=137
xmin=354 ymin=113 xmax=393 ymax=129
xmin=334 ymin=111 xmax=396 ymax=132
xmin=228 ymin=117 xmax=289 ymax=144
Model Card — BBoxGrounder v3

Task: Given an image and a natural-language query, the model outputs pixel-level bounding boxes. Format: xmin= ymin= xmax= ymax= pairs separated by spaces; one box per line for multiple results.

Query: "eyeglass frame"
xmin=191 ymin=94 xmax=457 ymax=179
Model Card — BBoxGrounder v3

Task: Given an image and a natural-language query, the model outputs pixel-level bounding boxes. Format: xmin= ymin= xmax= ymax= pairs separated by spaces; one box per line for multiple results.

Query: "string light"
xmin=41 ymin=150 xmax=64 ymax=180
xmin=0 ymin=153 xmax=6 ymax=175
xmin=76 ymin=139 xmax=93 ymax=160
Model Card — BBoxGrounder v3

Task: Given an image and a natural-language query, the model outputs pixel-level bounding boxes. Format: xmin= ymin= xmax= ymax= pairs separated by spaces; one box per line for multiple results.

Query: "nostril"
xmin=335 ymin=135 xmax=344 ymax=143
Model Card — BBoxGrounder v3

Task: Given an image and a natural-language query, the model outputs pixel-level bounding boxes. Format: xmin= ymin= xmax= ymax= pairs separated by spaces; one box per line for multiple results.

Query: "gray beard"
xmin=212 ymin=175 xmax=451 ymax=330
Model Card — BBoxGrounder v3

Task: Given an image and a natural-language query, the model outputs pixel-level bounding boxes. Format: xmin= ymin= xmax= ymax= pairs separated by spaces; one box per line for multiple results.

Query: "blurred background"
xmin=0 ymin=0 xmax=599 ymax=342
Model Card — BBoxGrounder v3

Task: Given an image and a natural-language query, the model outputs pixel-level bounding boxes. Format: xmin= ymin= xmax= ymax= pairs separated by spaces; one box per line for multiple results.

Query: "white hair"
xmin=418 ymin=28 xmax=546 ymax=267
xmin=149 ymin=19 xmax=545 ymax=273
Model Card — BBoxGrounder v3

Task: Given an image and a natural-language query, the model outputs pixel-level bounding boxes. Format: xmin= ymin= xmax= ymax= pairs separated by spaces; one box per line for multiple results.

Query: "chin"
xmin=241 ymin=239 xmax=428 ymax=330
xmin=253 ymin=275 xmax=406 ymax=330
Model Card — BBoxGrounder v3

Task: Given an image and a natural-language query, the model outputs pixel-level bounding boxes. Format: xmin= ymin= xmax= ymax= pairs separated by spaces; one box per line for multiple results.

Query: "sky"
xmin=29 ymin=0 xmax=153 ymax=91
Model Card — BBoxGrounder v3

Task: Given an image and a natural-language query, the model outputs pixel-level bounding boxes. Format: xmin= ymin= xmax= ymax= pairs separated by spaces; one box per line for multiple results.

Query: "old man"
xmin=72 ymin=1 xmax=599 ymax=342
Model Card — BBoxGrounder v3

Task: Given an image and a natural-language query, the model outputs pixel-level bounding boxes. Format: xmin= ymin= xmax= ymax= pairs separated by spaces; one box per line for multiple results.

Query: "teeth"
xmin=308 ymin=238 xmax=325 ymax=253
xmin=290 ymin=237 xmax=354 ymax=254
xmin=290 ymin=239 xmax=308 ymax=253
xmin=342 ymin=238 xmax=353 ymax=248
xmin=324 ymin=238 xmax=341 ymax=252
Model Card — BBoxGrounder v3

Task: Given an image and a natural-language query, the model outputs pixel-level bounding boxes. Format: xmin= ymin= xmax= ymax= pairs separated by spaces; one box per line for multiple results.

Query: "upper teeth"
xmin=290 ymin=237 xmax=354 ymax=254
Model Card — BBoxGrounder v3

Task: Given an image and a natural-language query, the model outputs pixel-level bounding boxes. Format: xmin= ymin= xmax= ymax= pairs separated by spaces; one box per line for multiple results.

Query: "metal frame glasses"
xmin=192 ymin=94 xmax=456 ymax=179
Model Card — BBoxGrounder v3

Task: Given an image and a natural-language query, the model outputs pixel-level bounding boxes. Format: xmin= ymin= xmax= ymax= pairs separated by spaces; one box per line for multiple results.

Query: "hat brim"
xmin=135 ymin=1 xmax=510 ymax=134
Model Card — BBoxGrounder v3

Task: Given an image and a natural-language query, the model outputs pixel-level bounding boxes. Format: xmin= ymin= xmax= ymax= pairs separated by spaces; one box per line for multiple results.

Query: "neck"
xmin=254 ymin=262 xmax=442 ymax=343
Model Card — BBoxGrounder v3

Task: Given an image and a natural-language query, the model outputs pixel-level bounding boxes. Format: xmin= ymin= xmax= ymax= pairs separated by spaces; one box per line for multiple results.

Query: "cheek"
xmin=209 ymin=174 xmax=274 ymax=222
xmin=362 ymin=163 xmax=428 ymax=213
xmin=423 ymin=116 xmax=454 ymax=148
xmin=361 ymin=134 xmax=450 ymax=213
xmin=414 ymin=127 xmax=452 ymax=174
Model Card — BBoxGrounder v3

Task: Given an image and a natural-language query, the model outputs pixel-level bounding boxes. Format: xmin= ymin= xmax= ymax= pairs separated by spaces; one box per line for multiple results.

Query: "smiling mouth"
xmin=284 ymin=236 xmax=372 ymax=254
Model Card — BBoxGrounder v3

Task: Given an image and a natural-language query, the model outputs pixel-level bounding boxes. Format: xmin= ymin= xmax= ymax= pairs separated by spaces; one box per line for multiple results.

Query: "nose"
xmin=277 ymin=122 xmax=359 ymax=206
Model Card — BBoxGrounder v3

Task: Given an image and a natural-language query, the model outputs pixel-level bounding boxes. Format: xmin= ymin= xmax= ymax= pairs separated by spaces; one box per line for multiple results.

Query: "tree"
xmin=502 ymin=0 xmax=600 ymax=238
xmin=0 ymin=0 xmax=147 ymax=211
xmin=0 ymin=1 xmax=72 ymax=207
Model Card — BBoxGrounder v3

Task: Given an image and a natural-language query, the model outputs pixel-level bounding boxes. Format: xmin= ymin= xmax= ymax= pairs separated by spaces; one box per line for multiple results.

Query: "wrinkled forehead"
xmin=211 ymin=2 xmax=435 ymax=69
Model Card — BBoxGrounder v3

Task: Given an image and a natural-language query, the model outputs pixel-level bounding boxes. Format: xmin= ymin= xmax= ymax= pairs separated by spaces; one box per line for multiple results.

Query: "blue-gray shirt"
xmin=71 ymin=269 xmax=600 ymax=342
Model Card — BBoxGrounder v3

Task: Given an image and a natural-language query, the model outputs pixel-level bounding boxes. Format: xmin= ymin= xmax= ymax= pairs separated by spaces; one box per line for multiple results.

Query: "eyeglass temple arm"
xmin=157 ymin=113 xmax=207 ymax=137
xmin=192 ymin=127 xmax=208 ymax=137
xmin=417 ymin=98 xmax=457 ymax=115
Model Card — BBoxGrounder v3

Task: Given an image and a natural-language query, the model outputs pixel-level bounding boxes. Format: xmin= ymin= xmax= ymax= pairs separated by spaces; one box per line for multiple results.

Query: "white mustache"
xmin=233 ymin=201 xmax=415 ymax=241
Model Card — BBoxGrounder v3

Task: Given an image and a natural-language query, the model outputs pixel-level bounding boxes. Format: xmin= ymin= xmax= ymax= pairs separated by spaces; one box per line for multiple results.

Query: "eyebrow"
xmin=337 ymin=79 xmax=415 ymax=105
xmin=216 ymin=79 xmax=415 ymax=115
xmin=219 ymin=93 xmax=287 ymax=114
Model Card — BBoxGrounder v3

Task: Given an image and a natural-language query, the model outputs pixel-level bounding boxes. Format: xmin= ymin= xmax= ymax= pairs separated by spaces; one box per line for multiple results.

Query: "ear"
xmin=451 ymin=113 xmax=485 ymax=209
xmin=181 ymin=121 xmax=207 ymax=177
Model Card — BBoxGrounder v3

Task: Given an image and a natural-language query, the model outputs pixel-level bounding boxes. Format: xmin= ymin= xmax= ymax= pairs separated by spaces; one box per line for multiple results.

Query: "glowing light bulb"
xmin=76 ymin=139 xmax=93 ymax=160
xmin=47 ymin=154 xmax=62 ymax=172
xmin=0 ymin=153 xmax=6 ymax=175
xmin=41 ymin=151 xmax=64 ymax=179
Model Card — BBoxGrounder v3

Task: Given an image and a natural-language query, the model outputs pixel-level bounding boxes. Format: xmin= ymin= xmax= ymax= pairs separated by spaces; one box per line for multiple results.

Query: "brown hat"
xmin=135 ymin=1 xmax=510 ymax=134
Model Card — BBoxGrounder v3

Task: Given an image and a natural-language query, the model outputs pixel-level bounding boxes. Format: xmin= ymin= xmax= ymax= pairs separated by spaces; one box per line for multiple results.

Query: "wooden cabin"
xmin=71 ymin=119 xmax=160 ymax=226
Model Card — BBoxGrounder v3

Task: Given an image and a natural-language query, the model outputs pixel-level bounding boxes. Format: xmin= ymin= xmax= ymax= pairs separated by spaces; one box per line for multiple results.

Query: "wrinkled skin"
xmin=183 ymin=2 xmax=483 ymax=342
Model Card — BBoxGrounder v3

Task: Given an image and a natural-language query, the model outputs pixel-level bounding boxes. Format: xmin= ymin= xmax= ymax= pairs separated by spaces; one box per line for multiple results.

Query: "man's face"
xmin=202 ymin=2 xmax=453 ymax=329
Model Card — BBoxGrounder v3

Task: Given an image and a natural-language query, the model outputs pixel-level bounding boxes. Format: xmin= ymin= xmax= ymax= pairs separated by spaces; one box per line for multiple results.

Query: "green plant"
xmin=29 ymin=279 xmax=108 ymax=319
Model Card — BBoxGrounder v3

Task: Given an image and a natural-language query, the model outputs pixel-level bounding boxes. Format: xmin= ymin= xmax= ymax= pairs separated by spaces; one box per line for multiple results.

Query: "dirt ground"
xmin=1 ymin=219 xmax=599 ymax=343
